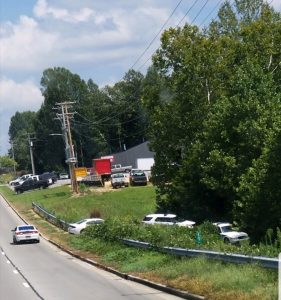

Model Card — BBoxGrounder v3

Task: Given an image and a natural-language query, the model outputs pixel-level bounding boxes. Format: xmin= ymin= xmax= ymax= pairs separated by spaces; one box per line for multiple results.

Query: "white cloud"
xmin=0 ymin=78 xmax=43 ymax=113
xmin=0 ymin=78 xmax=43 ymax=154
xmin=0 ymin=16 xmax=59 ymax=71
xmin=34 ymin=0 xmax=94 ymax=23
xmin=271 ymin=0 xmax=281 ymax=11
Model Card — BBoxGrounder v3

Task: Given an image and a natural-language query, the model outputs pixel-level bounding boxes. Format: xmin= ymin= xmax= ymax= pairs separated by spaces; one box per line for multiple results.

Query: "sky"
xmin=0 ymin=0 xmax=281 ymax=156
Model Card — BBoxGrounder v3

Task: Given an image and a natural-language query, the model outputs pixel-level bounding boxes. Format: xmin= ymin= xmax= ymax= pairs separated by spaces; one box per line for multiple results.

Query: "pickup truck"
xmin=111 ymin=164 xmax=132 ymax=174
xmin=111 ymin=173 xmax=129 ymax=188
xmin=14 ymin=178 xmax=49 ymax=194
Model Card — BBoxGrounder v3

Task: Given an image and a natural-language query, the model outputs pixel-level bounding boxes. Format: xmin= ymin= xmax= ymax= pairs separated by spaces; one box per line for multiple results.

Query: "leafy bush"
xmin=84 ymin=218 xmax=281 ymax=257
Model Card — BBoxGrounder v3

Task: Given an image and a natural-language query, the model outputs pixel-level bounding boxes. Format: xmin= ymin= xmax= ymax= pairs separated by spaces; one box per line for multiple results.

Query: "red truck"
xmin=93 ymin=158 xmax=111 ymax=181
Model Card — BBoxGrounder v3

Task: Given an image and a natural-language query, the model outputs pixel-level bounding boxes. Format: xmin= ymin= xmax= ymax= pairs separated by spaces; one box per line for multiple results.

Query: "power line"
xmin=74 ymin=112 xmax=144 ymax=127
xmin=137 ymin=0 xmax=212 ymax=72
xmin=130 ymin=0 xmax=184 ymax=70
xmin=190 ymin=0 xmax=210 ymax=24
xmin=176 ymin=0 xmax=200 ymax=27
xmin=198 ymin=0 xmax=223 ymax=27
xmin=67 ymin=0 xmax=225 ymax=153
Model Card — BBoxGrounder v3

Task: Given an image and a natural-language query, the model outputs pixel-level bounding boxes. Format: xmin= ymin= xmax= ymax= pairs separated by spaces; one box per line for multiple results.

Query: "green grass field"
xmin=0 ymin=185 xmax=156 ymax=222
xmin=0 ymin=184 xmax=278 ymax=300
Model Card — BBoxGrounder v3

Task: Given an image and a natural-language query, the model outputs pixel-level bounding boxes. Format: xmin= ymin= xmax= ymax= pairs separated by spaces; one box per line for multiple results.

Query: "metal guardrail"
xmin=32 ymin=202 xmax=69 ymax=231
xmin=122 ymin=239 xmax=278 ymax=269
xmin=32 ymin=202 xmax=278 ymax=269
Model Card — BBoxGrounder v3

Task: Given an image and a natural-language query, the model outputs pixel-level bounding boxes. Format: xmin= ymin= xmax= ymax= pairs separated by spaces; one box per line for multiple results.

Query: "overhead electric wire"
xmin=72 ymin=123 xmax=147 ymax=143
xmin=137 ymin=0 xmax=213 ymax=71
xmin=190 ymin=0 xmax=210 ymax=24
xmin=75 ymin=105 xmax=144 ymax=126
xmin=176 ymin=0 xmax=200 ymax=27
xmin=75 ymin=0 xmax=224 ymax=135
xmin=73 ymin=113 xmax=144 ymax=127
xmin=198 ymin=0 xmax=223 ymax=27
xmin=130 ymin=0 xmax=184 ymax=70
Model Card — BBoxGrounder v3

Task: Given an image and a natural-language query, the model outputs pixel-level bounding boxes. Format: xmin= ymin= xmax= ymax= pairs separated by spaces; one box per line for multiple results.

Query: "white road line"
xmin=13 ymin=270 xmax=19 ymax=274
xmin=1 ymin=251 xmax=5 ymax=255
xmin=23 ymin=282 xmax=30 ymax=288
xmin=7 ymin=260 xmax=11 ymax=264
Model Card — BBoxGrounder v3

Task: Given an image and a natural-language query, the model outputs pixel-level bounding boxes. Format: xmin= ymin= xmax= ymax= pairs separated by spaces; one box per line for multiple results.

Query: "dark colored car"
xmin=14 ymin=178 xmax=49 ymax=194
xmin=39 ymin=172 xmax=57 ymax=184
xmin=129 ymin=169 xmax=147 ymax=186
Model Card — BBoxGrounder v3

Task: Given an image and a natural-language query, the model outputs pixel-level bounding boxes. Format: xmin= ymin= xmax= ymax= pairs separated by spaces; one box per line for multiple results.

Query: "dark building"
xmin=111 ymin=141 xmax=154 ymax=170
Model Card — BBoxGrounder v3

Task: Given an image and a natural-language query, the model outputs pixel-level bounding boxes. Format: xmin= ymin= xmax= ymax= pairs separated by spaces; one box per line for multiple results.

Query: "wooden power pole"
xmin=54 ymin=102 xmax=78 ymax=194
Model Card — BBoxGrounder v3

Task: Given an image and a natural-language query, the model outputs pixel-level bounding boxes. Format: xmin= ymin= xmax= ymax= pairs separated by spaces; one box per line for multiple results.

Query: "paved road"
xmin=0 ymin=195 xmax=182 ymax=300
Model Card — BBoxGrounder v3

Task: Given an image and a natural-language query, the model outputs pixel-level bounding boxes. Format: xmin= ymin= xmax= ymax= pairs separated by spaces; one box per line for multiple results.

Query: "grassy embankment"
xmin=0 ymin=185 xmax=278 ymax=300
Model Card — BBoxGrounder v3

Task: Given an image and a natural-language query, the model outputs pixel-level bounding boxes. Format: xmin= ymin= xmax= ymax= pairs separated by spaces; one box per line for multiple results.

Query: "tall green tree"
xmin=8 ymin=111 xmax=37 ymax=171
xmin=34 ymin=67 xmax=89 ymax=172
xmin=0 ymin=156 xmax=18 ymax=170
xmin=104 ymin=69 xmax=147 ymax=152
xmin=143 ymin=0 xmax=281 ymax=240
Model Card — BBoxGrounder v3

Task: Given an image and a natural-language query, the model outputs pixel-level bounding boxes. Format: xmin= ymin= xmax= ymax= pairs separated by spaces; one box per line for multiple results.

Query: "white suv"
xmin=142 ymin=214 xmax=195 ymax=228
xmin=213 ymin=222 xmax=249 ymax=244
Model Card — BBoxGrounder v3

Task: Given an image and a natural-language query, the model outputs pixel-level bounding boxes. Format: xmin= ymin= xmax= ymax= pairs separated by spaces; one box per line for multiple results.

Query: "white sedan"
xmin=68 ymin=218 xmax=104 ymax=234
xmin=213 ymin=222 xmax=249 ymax=244
xmin=142 ymin=214 xmax=195 ymax=228
xmin=12 ymin=225 xmax=40 ymax=244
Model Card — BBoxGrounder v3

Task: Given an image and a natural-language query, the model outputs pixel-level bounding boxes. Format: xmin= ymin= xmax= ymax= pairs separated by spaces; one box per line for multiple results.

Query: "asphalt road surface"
xmin=0 ymin=194 xmax=183 ymax=300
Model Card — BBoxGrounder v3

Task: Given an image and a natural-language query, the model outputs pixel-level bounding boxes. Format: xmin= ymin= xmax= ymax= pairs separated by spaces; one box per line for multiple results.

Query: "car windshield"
xmin=112 ymin=173 xmax=124 ymax=178
xmin=18 ymin=226 xmax=35 ymax=231
xmin=220 ymin=226 xmax=233 ymax=233
xmin=132 ymin=170 xmax=145 ymax=176
xmin=76 ymin=219 xmax=87 ymax=224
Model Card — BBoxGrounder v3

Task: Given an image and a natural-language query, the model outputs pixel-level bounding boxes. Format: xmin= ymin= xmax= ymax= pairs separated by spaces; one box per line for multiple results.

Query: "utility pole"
xmin=28 ymin=133 xmax=36 ymax=175
xmin=54 ymin=102 xmax=78 ymax=194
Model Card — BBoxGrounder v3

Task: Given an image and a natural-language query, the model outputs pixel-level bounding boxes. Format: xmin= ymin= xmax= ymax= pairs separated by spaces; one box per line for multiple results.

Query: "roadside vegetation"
xmin=0 ymin=185 xmax=278 ymax=300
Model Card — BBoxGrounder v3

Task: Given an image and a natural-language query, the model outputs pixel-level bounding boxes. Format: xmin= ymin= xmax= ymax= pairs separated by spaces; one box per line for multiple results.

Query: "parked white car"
xmin=9 ymin=177 xmax=21 ymax=186
xmin=111 ymin=173 xmax=129 ymax=188
xmin=142 ymin=214 xmax=195 ymax=228
xmin=10 ymin=174 xmax=34 ymax=186
xmin=68 ymin=218 xmax=104 ymax=234
xmin=59 ymin=173 xmax=69 ymax=179
xmin=12 ymin=224 xmax=40 ymax=244
xmin=213 ymin=222 xmax=249 ymax=244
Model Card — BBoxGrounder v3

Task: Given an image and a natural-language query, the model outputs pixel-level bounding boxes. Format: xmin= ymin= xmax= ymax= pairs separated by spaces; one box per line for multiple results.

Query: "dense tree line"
xmin=142 ymin=0 xmax=281 ymax=242
xmin=8 ymin=0 xmax=281 ymax=242
xmin=9 ymin=68 xmax=147 ymax=173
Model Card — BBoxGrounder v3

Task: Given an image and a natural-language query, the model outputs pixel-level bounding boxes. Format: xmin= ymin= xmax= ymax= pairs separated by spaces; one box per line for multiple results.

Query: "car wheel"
xmin=224 ymin=237 xmax=230 ymax=244
xmin=80 ymin=229 xmax=84 ymax=234
xmin=13 ymin=238 xmax=17 ymax=244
